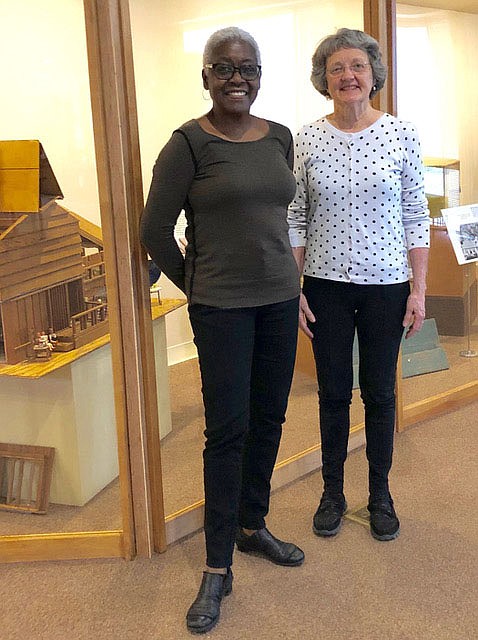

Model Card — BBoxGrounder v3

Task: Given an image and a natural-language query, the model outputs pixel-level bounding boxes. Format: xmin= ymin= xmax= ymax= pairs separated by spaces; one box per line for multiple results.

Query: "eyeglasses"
xmin=327 ymin=62 xmax=371 ymax=77
xmin=204 ymin=63 xmax=261 ymax=81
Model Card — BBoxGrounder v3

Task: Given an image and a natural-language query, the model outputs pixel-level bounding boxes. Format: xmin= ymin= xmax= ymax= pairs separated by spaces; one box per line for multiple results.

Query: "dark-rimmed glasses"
xmin=204 ymin=63 xmax=261 ymax=81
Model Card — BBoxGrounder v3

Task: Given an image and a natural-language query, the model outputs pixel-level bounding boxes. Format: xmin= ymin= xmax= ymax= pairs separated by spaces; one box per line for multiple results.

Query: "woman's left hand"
xmin=402 ymin=289 xmax=426 ymax=339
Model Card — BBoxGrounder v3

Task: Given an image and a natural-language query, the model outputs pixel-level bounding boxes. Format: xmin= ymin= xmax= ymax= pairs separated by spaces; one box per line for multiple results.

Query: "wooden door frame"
xmin=364 ymin=0 xmax=397 ymax=115
xmin=82 ymin=0 xmax=166 ymax=557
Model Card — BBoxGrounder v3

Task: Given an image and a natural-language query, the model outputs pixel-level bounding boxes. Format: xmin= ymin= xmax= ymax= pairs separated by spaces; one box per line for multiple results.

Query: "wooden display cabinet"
xmin=426 ymin=224 xmax=477 ymax=335
xmin=423 ymin=158 xmax=477 ymax=335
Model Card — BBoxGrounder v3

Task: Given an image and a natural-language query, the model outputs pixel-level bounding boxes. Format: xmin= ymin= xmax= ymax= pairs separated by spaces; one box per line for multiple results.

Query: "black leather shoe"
xmin=313 ymin=493 xmax=347 ymax=536
xmin=368 ymin=498 xmax=400 ymax=541
xmin=186 ymin=569 xmax=233 ymax=634
xmin=235 ymin=527 xmax=304 ymax=566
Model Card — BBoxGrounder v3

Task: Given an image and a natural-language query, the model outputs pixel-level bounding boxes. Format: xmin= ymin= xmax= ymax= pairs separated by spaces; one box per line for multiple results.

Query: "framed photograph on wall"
xmin=441 ymin=204 xmax=478 ymax=265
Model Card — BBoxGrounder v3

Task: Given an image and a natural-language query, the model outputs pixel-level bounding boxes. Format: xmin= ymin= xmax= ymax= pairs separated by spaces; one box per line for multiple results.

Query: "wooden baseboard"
xmin=401 ymin=380 xmax=478 ymax=430
xmin=0 ymin=530 xmax=126 ymax=563
xmin=163 ymin=379 xmax=478 ymax=546
xmin=164 ymin=424 xmax=367 ymax=547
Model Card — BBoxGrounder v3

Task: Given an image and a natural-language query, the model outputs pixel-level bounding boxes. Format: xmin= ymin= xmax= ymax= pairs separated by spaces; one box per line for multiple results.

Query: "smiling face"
xmin=202 ymin=40 xmax=260 ymax=116
xmin=325 ymin=47 xmax=374 ymax=108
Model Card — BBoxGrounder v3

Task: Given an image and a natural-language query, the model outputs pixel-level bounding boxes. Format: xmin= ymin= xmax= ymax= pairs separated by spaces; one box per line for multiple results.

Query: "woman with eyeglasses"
xmin=288 ymin=28 xmax=429 ymax=542
xmin=140 ymin=26 xmax=303 ymax=634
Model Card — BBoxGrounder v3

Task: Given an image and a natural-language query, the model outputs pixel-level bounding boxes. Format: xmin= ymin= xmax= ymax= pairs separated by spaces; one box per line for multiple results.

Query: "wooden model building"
xmin=0 ymin=140 xmax=108 ymax=365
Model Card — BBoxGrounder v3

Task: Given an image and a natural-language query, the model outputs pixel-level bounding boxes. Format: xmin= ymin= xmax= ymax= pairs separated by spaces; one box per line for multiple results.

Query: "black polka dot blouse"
xmin=287 ymin=113 xmax=430 ymax=284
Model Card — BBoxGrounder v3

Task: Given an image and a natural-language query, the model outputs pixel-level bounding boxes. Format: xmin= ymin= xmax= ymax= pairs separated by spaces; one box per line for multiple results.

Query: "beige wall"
xmin=0 ymin=0 xmax=365 ymax=361
xmin=451 ymin=11 xmax=478 ymax=207
xmin=130 ymin=0 xmax=364 ymax=357
xmin=0 ymin=0 xmax=99 ymax=222
xmin=397 ymin=4 xmax=478 ymax=206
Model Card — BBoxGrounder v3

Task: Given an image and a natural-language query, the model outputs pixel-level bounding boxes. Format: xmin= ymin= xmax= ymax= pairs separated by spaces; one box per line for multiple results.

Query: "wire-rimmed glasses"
xmin=327 ymin=62 xmax=371 ymax=77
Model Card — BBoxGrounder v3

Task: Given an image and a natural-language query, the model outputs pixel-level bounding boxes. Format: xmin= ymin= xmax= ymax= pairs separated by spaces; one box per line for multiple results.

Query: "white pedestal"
xmin=0 ymin=313 xmax=173 ymax=506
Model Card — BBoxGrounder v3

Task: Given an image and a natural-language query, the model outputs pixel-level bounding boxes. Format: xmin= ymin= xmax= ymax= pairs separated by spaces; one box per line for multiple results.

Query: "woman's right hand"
xmin=299 ymin=291 xmax=315 ymax=339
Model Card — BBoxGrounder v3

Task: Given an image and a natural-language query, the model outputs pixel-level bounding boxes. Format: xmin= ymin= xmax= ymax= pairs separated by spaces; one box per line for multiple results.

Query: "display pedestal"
xmin=1 ymin=345 xmax=118 ymax=506
xmin=295 ymin=319 xmax=448 ymax=385
xmin=0 ymin=298 xmax=185 ymax=506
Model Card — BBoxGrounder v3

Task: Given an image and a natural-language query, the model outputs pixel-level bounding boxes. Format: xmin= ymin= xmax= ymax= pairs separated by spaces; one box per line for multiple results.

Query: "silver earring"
xmin=202 ymin=88 xmax=211 ymax=101
xmin=372 ymin=85 xmax=377 ymax=91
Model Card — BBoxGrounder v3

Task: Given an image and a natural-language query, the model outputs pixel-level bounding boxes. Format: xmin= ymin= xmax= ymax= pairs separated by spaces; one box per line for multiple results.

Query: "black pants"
xmin=189 ymin=297 xmax=299 ymax=568
xmin=303 ymin=277 xmax=409 ymax=500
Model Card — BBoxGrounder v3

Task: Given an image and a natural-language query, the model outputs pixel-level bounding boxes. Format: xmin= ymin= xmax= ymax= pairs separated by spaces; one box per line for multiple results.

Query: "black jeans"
xmin=189 ymin=297 xmax=299 ymax=568
xmin=302 ymin=277 xmax=409 ymax=500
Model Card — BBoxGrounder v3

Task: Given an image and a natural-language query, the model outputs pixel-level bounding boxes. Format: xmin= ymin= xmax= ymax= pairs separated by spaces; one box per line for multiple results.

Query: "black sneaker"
xmin=312 ymin=493 xmax=347 ymax=536
xmin=368 ymin=498 xmax=400 ymax=541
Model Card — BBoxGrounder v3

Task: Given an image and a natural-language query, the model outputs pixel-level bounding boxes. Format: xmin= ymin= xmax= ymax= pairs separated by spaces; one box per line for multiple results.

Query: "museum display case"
xmin=1 ymin=0 xmax=477 ymax=566
xmin=422 ymin=158 xmax=477 ymax=335
xmin=395 ymin=2 xmax=478 ymax=417
xmin=130 ymin=0 xmax=367 ymax=536
xmin=424 ymin=157 xmax=460 ymax=221
xmin=0 ymin=2 xmax=130 ymax=563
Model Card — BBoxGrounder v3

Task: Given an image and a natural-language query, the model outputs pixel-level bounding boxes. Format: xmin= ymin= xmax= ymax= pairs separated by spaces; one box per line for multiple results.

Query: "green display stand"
xmin=352 ymin=318 xmax=449 ymax=388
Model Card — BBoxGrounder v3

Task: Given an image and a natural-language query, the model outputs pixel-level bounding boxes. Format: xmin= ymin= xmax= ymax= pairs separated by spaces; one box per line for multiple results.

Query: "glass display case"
xmin=424 ymin=157 xmax=477 ymax=335
xmin=424 ymin=157 xmax=460 ymax=222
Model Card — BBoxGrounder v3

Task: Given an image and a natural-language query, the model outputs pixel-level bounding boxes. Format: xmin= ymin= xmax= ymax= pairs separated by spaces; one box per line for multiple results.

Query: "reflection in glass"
xmin=396 ymin=5 xmax=478 ymax=411
xmin=0 ymin=1 xmax=121 ymax=536
xmin=130 ymin=0 xmax=365 ymax=516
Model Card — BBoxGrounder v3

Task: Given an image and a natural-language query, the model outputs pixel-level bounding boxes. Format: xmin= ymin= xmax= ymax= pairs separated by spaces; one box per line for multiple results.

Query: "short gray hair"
xmin=311 ymin=28 xmax=386 ymax=99
xmin=203 ymin=27 xmax=261 ymax=65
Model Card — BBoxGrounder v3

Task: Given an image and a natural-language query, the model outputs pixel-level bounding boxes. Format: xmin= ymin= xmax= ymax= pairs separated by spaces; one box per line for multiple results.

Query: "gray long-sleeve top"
xmin=140 ymin=119 xmax=300 ymax=308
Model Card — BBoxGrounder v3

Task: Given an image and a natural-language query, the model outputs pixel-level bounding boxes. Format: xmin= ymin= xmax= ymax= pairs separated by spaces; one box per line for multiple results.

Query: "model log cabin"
xmin=0 ymin=140 xmax=107 ymax=365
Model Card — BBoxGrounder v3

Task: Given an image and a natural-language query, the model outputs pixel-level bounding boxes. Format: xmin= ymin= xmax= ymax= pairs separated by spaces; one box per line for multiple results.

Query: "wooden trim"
xmin=402 ymin=380 xmax=478 ymax=429
xmin=0 ymin=531 xmax=125 ymax=564
xmin=116 ymin=0 xmax=168 ymax=555
xmin=0 ymin=214 xmax=28 ymax=242
xmin=83 ymin=0 xmax=166 ymax=557
xmin=363 ymin=0 xmax=397 ymax=115
xmin=164 ymin=424 xmax=367 ymax=545
xmin=165 ymin=502 xmax=205 ymax=546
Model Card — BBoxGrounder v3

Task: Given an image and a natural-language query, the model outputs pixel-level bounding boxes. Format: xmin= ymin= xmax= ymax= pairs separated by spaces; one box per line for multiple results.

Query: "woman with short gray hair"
xmin=288 ymin=28 xmax=429 ymax=543
xmin=203 ymin=26 xmax=261 ymax=66
xmin=310 ymin=27 xmax=386 ymax=98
